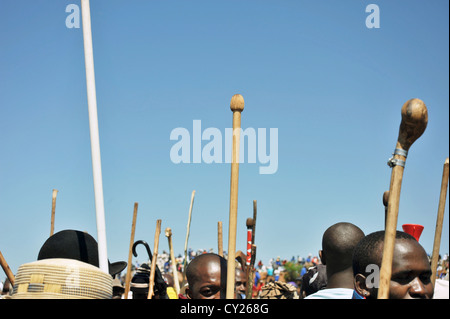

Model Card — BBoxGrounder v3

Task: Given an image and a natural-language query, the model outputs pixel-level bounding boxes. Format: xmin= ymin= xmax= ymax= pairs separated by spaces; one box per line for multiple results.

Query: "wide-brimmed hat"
xmin=11 ymin=258 xmax=113 ymax=299
xmin=37 ymin=229 xmax=126 ymax=277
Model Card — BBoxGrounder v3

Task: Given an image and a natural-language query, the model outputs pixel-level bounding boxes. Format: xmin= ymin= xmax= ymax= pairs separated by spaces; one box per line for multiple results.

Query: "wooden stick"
xmin=245 ymin=218 xmax=253 ymax=299
xmin=246 ymin=244 xmax=257 ymax=299
xmin=378 ymin=98 xmax=428 ymax=299
xmin=50 ymin=189 xmax=58 ymax=236
xmin=246 ymin=200 xmax=257 ymax=299
xmin=148 ymin=219 xmax=162 ymax=299
xmin=165 ymin=227 xmax=181 ymax=296
xmin=245 ymin=218 xmax=254 ymax=268
xmin=251 ymin=200 xmax=257 ymax=248
xmin=430 ymin=157 xmax=449 ymax=285
xmin=124 ymin=202 xmax=138 ymax=299
xmin=182 ymin=190 xmax=195 ymax=283
xmin=0 ymin=250 xmax=15 ymax=286
xmin=226 ymin=94 xmax=245 ymax=299
xmin=80 ymin=0 xmax=108 ymax=274
xmin=218 ymin=221 xmax=223 ymax=257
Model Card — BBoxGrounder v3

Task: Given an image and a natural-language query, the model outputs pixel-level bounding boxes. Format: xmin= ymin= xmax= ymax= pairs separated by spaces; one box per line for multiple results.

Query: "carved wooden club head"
xmin=397 ymin=98 xmax=428 ymax=151
xmin=165 ymin=227 xmax=172 ymax=238
xmin=230 ymin=94 xmax=245 ymax=112
xmin=382 ymin=191 xmax=389 ymax=207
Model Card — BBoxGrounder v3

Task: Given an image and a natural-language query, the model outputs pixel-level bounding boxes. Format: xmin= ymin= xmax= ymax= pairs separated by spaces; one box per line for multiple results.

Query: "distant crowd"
xmin=107 ymin=244 xmax=448 ymax=300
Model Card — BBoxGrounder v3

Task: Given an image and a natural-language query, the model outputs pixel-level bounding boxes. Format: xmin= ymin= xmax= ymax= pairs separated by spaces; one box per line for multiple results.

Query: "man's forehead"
xmin=197 ymin=258 xmax=222 ymax=274
xmin=392 ymin=239 xmax=429 ymax=270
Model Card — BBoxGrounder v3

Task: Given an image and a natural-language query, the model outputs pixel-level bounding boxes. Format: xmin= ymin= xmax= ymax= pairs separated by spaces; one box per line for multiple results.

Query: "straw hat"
xmin=11 ymin=258 xmax=113 ymax=299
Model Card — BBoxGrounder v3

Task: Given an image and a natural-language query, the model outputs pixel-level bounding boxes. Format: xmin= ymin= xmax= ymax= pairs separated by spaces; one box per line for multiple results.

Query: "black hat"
xmin=301 ymin=264 xmax=327 ymax=296
xmin=130 ymin=263 xmax=151 ymax=298
xmin=37 ymin=229 xmax=127 ymax=277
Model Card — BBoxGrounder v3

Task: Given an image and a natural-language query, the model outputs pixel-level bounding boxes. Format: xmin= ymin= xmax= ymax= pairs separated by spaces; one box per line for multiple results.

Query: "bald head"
xmin=235 ymin=267 xmax=247 ymax=297
xmin=185 ymin=253 xmax=227 ymax=299
xmin=321 ymin=222 xmax=365 ymax=271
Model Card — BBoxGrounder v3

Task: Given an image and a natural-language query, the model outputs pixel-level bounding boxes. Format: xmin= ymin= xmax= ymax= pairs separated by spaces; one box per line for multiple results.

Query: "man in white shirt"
xmin=305 ymin=222 xmax=365 ymax=299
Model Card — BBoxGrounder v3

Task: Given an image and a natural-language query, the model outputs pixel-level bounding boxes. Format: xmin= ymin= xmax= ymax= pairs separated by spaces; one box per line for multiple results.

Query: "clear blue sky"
xmin=1 ymin=0 xmax=448 ymax=276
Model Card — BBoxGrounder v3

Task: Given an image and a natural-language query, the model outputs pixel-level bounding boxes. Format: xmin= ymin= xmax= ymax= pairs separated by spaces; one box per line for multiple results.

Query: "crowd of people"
xmin=1 ymin=222 xmax=449 ymax=299
xmin=112 ymin=223 xmax=448 ymax=300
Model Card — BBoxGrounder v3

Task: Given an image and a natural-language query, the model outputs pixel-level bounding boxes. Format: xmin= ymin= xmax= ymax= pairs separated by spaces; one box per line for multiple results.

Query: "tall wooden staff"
xmin=218 ymin=221 xmax=223 ymax=257
xmin=182 ymin=190 xmax=195 ymax=283
xmin=430 ymin=157 xmax=449 ymax=285
xmin=124 ymin=202 xmax=138 ymax=299
xmin=226 ymin=94 xmax=245 ymax=299
xmin=0 ymin=250 xmax=15 ymax=286
xmin=165 ymin=227 xmax=181 ymax=296
xmin=378 ymin=98 xmax=428 ymax=299
xmin=80 ymin=0 xmax=108 ymax=273
xmin=50 ymin=189 xmax=58 ymax=236
xmin=148 ymin=219 xmax=162 ymax=299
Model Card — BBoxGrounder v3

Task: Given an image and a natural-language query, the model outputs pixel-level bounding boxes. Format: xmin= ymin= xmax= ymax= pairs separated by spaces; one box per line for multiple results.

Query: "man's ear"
xmin=354 ymin=274 xmax=372 ymax=298
xmin=319 ymin=250 xmax=326 ymax=265
xmin=185 ymin=286 xmax=192 ymax=299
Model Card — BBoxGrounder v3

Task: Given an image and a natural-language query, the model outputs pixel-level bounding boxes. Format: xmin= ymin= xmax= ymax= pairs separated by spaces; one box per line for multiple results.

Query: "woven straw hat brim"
xmin=11 ymin=258 xmax=113 ymax=299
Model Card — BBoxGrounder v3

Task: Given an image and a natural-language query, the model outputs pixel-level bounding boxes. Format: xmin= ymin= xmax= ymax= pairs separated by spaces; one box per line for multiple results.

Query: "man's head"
xmin=185 ymin=253 xmax=227 ymax=299
xmin=320 ymin=222 xmax=365 ymax=272
xmin=235 ymin=268 xmax=247 ymax=298
xmin=353 ymin=230 xmax=433 ymax=299
xmin=1 ymin=278 xmax=11 ymax=296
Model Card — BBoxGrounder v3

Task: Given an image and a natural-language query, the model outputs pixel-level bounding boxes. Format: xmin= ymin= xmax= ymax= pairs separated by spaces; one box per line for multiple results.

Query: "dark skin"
xmin=355 ymin=239 xmax=433 ymax=299
xmin=320 ymin=222 xmax=365 ymax=290
xmin=319 ymin=249 xmax=355 ymax=289
xmin=235 ymin=268 xmax=247 ymax=297
xmin=1 ymin=279 xmax=11 ymax=296
xmin=186 ymin=254 xmax=227 ymax=299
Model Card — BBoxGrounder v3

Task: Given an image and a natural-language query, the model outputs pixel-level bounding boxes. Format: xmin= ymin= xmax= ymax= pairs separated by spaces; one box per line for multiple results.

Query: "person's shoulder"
xmin=304 ymin=288 xmax=354 ymax=299
xmin=433 ymin=279 xmax=449 ymax=299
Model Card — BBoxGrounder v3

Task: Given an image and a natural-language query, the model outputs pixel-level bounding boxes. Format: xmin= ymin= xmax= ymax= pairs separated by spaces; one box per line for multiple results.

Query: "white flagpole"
xmin=80 ymin=0 xmax=108 ymax=274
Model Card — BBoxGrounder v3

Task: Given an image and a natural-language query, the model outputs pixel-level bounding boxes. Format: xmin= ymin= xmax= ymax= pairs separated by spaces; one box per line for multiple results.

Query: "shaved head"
xmin=321 ymin=222 xmax=365 ymax=271
xmin=185 ymin=253 xmax=227 ymax=299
